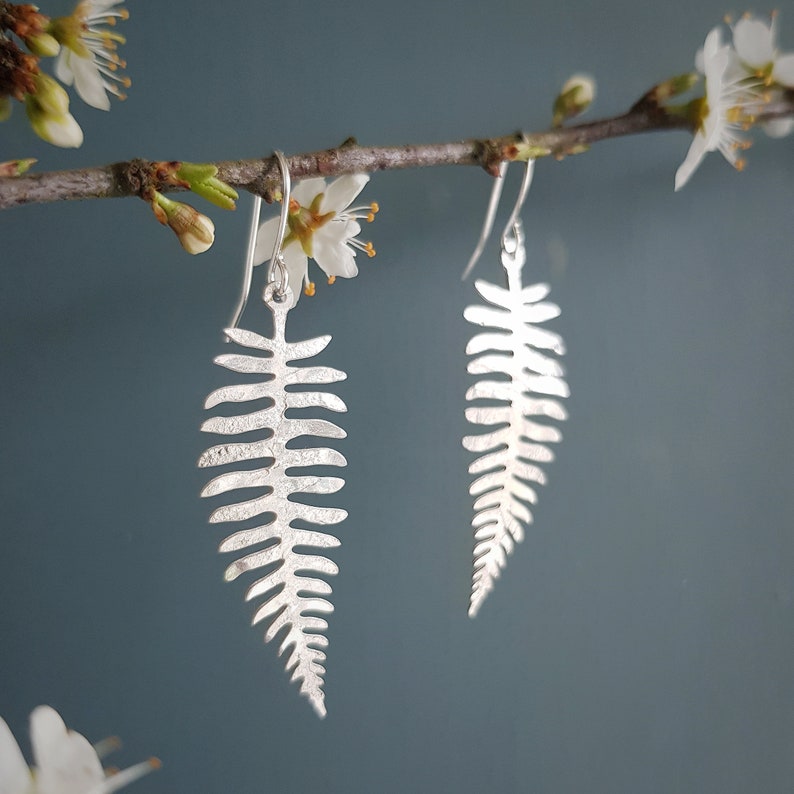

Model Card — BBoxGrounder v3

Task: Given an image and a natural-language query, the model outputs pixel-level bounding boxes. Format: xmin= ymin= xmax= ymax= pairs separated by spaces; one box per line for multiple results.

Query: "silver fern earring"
xmin=462 ymin=158 xmax=569 ymax=618
xmin=197 ymin=152 xmax=348 ymax=718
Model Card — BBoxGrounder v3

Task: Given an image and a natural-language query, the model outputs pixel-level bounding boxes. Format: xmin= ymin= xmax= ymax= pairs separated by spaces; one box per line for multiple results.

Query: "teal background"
xmin=1 ymin=1 xmax=793 ymax=792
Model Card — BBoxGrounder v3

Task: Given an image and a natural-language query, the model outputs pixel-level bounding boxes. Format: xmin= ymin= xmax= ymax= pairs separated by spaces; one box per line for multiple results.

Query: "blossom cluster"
xmin=676 ymin=13 xmax=794 ymax=190
xmin=0 ymin=0 xmax=129 ymax=148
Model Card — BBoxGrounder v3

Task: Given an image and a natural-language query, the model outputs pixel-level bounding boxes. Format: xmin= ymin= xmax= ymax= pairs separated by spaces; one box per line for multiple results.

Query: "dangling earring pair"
xmin=462 ymin=158 xmax=570 ymax=618
xmin=196 ymin=152 xmax=569 ymax=716
xmin=198 ymin=152 xmax=347 ymax=719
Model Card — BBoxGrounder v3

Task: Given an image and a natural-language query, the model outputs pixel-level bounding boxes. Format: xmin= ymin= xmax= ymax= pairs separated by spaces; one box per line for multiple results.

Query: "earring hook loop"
xmin=266 ymin=150 xmax=292 ymax=299
xmin=226 ymin=151 xmax=292 ymax=339
xmin=460 ymin=148 xmax=536 ymax=280
xmin=500 ymin=157 xmax=535 ymax=252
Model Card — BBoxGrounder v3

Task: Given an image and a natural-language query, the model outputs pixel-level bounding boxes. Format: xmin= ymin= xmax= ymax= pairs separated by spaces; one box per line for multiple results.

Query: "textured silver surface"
xmin=198 ymin=283 xmax=347 ymax=718
xmin=463 ymin=220 xmax=569 ymax=618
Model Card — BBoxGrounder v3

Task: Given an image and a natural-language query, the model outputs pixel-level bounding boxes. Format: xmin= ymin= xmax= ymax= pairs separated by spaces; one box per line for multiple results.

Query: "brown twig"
xmin=0 ymin=92 xmax=792 ymax=211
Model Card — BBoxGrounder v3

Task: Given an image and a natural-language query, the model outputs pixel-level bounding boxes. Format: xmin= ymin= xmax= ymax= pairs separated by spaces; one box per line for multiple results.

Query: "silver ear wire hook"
xmin=461 ymin=160 xmax=508 ymax=281
xmin=226 ymin=151 xmax=292 ymax=339
xmin=226 ymin=193 xmax=262 ymax=340
xmin=460 ymin=151 xmax=535 ymax=281
xmin=461 ymin=154 xmax=536 ymax=280
xmin=500 ymin=157 xmax=535 ymax=249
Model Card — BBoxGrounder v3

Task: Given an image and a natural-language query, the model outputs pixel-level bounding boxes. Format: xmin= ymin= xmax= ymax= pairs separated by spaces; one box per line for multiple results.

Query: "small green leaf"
xmin=176 ymin=162 xmax=238 ymax=210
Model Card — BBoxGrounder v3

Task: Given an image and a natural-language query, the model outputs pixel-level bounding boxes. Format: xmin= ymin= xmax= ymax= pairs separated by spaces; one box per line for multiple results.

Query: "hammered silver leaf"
xmin=463 ymin=223 xmax=569 ymax=618
xmin=198 ymin=284 xmax=346 ymax=718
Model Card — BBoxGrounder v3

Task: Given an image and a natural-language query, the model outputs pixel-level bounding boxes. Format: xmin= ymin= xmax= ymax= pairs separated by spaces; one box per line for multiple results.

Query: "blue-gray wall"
xmin=1 ymin=1 xmax=793 ymax=792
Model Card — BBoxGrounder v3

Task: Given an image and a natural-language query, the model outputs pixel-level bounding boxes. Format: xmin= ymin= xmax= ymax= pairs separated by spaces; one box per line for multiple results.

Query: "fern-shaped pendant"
xmin=463 ymin=220 xmax=569 ymax=618
xmin=198 ymin=283 xmax=347 ymax=718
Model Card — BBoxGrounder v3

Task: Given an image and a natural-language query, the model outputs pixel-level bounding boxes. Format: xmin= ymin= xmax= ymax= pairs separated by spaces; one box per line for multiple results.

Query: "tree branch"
xmin=1 ymin=92 xmax=792 ymax=211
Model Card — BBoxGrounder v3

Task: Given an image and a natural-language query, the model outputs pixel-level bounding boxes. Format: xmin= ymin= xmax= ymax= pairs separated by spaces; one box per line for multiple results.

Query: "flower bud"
xmin=25 ymin=31 xmax=61 ymax=57
xmin=0 ymin=158 xmax=37 ymax=177
xmin=28 ymin=72 xmax=69 ymax=116
xmin=552 ymin=73 xmax=596 ymax=127
xmin=652 ymin=72 xmax=700 ymax=102
xmin=24 ymin=82 xmax=83 ymax=148
xmin=152 ymin=193 xmax=215 ymax=254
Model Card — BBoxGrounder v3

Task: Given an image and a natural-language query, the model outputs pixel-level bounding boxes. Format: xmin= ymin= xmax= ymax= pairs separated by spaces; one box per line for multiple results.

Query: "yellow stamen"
xmin=327 ymin=276 xmax=336 ymax=285
xmin=735 ymin=157 xmax=746 ymax=172
xmin=304 ymin=281 xmax=316 ymax=297
xmin=365 ymin=242 xmax=376 ymax=258
xmin=726 ymin=106 xmax=743 ymax=124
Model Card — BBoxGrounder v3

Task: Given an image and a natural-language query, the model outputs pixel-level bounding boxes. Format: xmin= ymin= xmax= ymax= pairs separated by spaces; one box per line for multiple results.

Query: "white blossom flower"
xmin=732 ymin=13 xmax=794 ymax=138
xmin=51 ymin=0 xmax=130 ymax=111
xmin=253 ymin=174 xmax=378 ymax=306
xmin=0 ymin=705 xmax=159 ymax=794
xmin=675 ymin=27 xmax=763 ymax=191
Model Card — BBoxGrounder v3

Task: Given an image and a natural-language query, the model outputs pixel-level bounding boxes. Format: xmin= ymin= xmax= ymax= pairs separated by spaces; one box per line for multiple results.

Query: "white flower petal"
xmin=0 ymin=716 xmax=31 ymax=794
xmin=291 ymin=177 xmax=327 ymax=206
xmin=54 ymin=50 xmax=75 ymax=85
xmin=694 ymin=46 xmax=705 ymax=74
xmin=762 ymin=116 xmax=794 ymax=137
xmin=70 ymin=54 xmax=111 ymax=110
xmin=85 ymin=0 xmax=126 ymax=13
xmin=702 ymin=29 xmax=728 ymax=93
xmin=314 ymin=242 xmax=358 ymax=278
xmin=675 ymin=132 xmax=708 ymax=191
xmin=252 ymin=216 xmax=282 ymax=265
xmin=723 ymin=49 xmax=749 ymax=83
xmin=314 ymin=227 xmax=359 ymax=278
xmin=772 ymin=53 xmax=794 ymax=87
xmin=702 ymin=26 xmax=724 ymax=63
xmin=733 ymin=17 xmax=776 ymax=69
xmin=31 ymin=706 xmax=105 ymax=794
xmin=319 ymin=219 xmax=361 ymax=245
xmin=30 ymin=705 xmax=66 ymax=768
xmin=283 ymin=242 xmax=309 ymax=307
xmin=320 ymin=174 xmax=369 ymax=214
